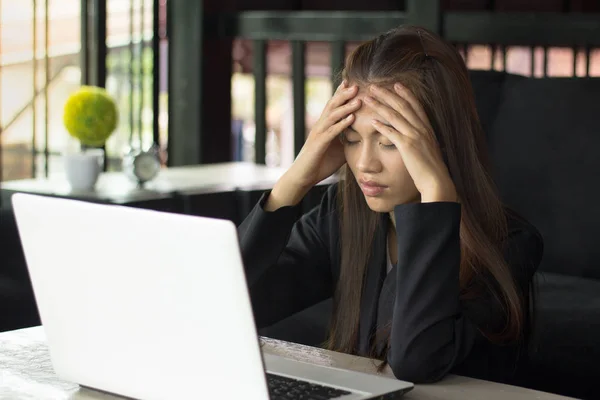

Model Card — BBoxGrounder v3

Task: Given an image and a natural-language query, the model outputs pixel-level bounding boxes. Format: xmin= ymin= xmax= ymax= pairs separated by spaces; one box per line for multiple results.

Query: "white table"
xmin=0 ymin=162 xmax=309 ymax=204
xmin=0 ymin=327 xmax=573 ymax=400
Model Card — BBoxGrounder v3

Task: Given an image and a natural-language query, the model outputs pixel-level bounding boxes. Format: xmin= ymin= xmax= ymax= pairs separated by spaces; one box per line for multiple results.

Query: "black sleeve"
xmin=237 ymin=187 xmax=337 ymax=329
xmin=386 ymin=202 xmax=542 ymax=384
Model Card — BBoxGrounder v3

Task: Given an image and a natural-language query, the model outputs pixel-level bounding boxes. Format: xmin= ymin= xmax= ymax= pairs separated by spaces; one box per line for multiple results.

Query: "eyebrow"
xmin=346 ymin=125 xmax=384 ymax=136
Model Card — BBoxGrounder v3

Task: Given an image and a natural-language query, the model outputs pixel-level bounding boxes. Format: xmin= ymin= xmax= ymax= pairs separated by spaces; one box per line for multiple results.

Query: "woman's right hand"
xmin=266 ymin=81 xmax=361 ymax=210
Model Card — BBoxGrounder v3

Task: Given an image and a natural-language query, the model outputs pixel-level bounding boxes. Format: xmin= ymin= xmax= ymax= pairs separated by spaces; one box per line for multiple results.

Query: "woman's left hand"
xmin=364 ymin=83 xmax=457 ymax=203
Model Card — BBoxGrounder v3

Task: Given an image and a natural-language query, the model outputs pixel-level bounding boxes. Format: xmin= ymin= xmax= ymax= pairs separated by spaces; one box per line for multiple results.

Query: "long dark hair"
xmin=326 ymin=26 xmax=526 ymax=359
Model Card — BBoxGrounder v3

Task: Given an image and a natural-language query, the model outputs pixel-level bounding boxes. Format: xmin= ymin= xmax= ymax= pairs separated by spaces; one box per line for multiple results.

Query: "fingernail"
xmin=350 ymin=99 xmax=359 ymax=105
xmin=394 ymin=83 xmax=403 ymax=91
xmin=370 ymin=85 xmax=378 ymax=92
xmin=364 ymin=96 xmax=373 ymax=103
xmin=346 ymin=114 xmax=354 ymax=120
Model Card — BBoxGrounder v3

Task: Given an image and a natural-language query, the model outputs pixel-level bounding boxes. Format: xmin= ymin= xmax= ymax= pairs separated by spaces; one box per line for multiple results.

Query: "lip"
xmin=359 ymin=179 xmax=387 ymax=197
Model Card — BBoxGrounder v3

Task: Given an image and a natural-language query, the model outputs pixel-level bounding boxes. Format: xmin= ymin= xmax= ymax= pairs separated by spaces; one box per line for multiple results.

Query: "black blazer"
xmin=238 ymin=183 xmax=543 ymax=384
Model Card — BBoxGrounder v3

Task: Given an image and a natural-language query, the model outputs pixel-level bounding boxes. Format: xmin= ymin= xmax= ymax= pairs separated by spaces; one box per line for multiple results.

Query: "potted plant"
xmin=62 ymin=86 xmax=118 ymax=191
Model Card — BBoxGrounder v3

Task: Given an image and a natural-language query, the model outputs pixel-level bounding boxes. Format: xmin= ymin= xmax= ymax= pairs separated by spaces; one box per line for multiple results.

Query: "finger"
xmin=312 ymin=97 xmax=359 ymax=136
xmin=322 ymin=113 xmax=354 ymax=142
xmin=393 ymin=83 xmax=434 ymax=132
xmin=334 ymin=79 xmax=347 ymax=94
xmin=371 ymin=119 xmax=406 ymax=149
xmin=329 ymin=80 xmax=347 ymax=104
xmin=369 ymin=85 xmax=426 ymax=132
xmin=327 ymin=84 xmax=358 ymax=111
xmin=325 ymin=98 xmax=362 ymax=126
xmin=364 ymin=95 xmax=419 ymax=140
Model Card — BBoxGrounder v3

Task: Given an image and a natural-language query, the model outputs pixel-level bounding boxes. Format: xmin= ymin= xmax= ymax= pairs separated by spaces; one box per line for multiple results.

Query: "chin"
xmin=363 ymin=196 xmax=395 ymax=213
xmin=363 ymin=192 xmax=420 ymax=212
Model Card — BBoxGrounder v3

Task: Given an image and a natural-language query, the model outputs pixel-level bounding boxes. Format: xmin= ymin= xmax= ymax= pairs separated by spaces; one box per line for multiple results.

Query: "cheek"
xmin=382 ymin=152 xmax=406 ymax=174
xmin=383 ymin=154 xmax=413 ymax=185
xmin=343 ymin=147 xmax=358 ymax=170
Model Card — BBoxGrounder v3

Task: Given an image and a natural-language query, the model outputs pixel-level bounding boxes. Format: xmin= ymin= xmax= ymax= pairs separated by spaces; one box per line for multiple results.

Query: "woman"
xmin=238 ymin=26 xmax=543 ymax=384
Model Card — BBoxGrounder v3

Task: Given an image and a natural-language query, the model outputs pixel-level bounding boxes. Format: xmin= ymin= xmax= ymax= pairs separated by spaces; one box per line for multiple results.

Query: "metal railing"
xmin=445 ymin=10 xmax=600 ymax=77
xmin=208 ymin=11 xmax=409 ymax=164
xmin=205 ymin=0 xmax=600 ymax=165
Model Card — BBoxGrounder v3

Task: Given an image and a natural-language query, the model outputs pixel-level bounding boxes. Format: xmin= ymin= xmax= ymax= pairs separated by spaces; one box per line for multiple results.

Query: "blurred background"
xmin=1 ymin=0 xmax=599 ymax=181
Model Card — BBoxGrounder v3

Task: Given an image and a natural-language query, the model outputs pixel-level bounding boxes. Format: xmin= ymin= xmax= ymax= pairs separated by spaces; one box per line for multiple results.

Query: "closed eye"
xmin=339 ymin=131 xmax=360 ymax=146
xmin=380 ymin=141 xmax=396 ymax=149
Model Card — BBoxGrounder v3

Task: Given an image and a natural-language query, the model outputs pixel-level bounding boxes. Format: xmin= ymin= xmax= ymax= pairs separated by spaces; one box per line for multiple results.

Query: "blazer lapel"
xmin=356 ymin=215 xmax=389 ymax=356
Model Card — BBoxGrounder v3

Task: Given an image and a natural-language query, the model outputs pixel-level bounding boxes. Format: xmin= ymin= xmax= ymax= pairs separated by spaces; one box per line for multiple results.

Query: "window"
xmin=0 ymin=0 xmax=166 ymax=181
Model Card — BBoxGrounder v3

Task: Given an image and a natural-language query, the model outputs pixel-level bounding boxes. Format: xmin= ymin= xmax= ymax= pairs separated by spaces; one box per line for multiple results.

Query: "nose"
xmin=356 ymin=143 xmax=382 ymax=173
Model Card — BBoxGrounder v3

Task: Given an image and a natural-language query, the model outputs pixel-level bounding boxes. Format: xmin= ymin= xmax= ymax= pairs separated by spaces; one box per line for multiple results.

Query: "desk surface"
xmin=0 ymin=327 xmax=572 ymax=400
xmin=0 ymin=162 xmax=305 ymax=204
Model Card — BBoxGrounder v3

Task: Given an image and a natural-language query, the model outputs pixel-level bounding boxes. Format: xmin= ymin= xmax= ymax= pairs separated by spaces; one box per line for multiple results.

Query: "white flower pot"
xmin=64 ymin=149 xmax=104 ymax=191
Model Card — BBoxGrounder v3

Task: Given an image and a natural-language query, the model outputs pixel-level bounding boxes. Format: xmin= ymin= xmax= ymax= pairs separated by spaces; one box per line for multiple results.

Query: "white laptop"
xmin=12 ymin=193 xmax=413 ymax=400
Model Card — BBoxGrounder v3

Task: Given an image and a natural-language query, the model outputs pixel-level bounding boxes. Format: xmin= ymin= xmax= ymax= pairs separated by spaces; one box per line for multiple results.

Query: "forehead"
xmin=348 ymin=89 xmax=388 ymax=131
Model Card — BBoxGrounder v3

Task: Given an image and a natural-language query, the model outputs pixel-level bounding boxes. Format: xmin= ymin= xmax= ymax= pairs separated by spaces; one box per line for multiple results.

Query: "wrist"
xmin=421 ymin=182 xmax=458 ymax=203
xmin=265 ymin=175 xmax=310 ymax=211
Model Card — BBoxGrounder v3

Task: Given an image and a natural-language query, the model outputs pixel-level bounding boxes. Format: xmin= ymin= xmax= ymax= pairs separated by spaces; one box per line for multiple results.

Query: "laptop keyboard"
xmin=267 ymin=373 xmax=353 ymax=400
